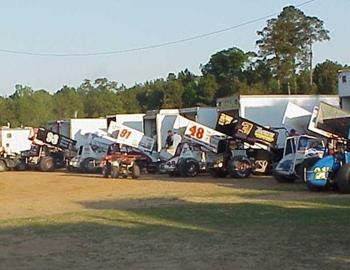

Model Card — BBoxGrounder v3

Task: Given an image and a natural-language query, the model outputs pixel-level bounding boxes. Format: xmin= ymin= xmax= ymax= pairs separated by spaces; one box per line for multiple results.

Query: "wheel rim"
xmin=186 ymin=162 xmax=197 ymax=176
xmin=303 ymin=167 xmax=307 ymax=183
xmin=87 ymin=160 xmax=95 ymax=172
xmin=233 ymin=161 xmax=250 ymax=171
xmin=45 ymin=159 xmax=53 ymax=170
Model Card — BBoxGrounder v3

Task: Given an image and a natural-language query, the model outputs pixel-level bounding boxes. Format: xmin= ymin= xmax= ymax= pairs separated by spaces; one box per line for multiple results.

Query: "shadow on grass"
xmin=1 ymin=197 xmax=350 ymax=270
xmin=58 ymin=171 xmax=310 ymax=194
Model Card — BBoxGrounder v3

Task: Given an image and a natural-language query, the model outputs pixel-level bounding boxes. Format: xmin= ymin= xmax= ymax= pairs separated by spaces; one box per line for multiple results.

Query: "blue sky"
xmin=0 ymin=0 xmax=348 ymax=95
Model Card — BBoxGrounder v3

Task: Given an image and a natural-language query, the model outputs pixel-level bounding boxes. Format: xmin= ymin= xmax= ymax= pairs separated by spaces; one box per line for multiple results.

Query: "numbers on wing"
xmin=119 ymin=129 xmax=132 ymax=139
xmin=46 ymin=132 xmax=59 ymax=145
xmin=189 ymin=125 xmax=205 ymax=139
xmin=238 ymin=122 xmax=253 ymax=135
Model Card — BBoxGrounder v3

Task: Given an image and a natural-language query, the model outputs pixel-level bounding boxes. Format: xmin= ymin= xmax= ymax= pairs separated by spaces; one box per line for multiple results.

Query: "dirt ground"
xmin=0 ymin=171 xmax=335 ymax=220
xmin=0 ymin=171 xmax=349 ymax=270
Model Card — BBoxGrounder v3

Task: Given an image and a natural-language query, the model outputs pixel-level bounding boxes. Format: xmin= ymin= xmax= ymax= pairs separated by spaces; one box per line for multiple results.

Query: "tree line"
xmin=0 ymin=6 xmax=348 ymax=127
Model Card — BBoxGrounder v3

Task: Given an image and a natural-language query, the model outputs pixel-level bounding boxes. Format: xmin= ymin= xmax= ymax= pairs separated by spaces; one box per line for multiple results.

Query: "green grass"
xmin=1 ymin=195 xmax=350 ymax=269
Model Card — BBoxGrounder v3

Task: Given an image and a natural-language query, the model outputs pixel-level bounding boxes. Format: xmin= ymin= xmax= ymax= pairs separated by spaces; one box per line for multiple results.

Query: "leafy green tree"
xmin=9 ymin=85 xmax=54 ymax=126
xmin=178 ymin=69 xmax=199 ymax=107
xmin=77 ymin=78 xmax=124 ymax=117
xmin=202 ymin=47 xmax=254 ymax=97
xmin=182 ymin=83 xmax=199 ymax=107
xmin=296 ymin=70 xmax=314 ymax=94
xmin=31 ymin=90 xmax=55 ymax=125
xmin=0 ymin=97 xmax=14 ymax=126
xmin=197 ymin=74 xmax=218 ymax=105
xmin=313 ymin=60 xmax=343 ymax=94
xmin=53 ymin=86 xmax=84 ymax=119
xmin=162 ymin=79 xmax=184 ymax=108
xmin=135 ymin=79 xmax=165 ymax=111
xmin=120 ymin=90 xmax=141 ymax=113
xmin=300 ymin=16 xmax=330 ymax=85
xmin=256 ymin=6 xmax=330 ymax=91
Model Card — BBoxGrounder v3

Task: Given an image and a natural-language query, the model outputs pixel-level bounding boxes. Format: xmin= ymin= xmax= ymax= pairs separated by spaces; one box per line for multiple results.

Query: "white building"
xmin=338 ymin=69 xmax=350 ymax=111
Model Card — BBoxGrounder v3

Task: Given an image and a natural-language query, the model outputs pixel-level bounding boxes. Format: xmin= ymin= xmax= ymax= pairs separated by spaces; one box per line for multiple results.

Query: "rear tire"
xmin=39 ymin=157 xmax=54 ymax=172
xmin=179 ymin=159 xmax=199 ymax=177
xmin=228 ymin=156 xmax=252 ymax=178
xmin=335 ymin=163 xmax=350 ymax=194
xmin=0 ymin=160 xmax=7 ymax=172
xmin=132 ymin=164 xmax=141 ymax=179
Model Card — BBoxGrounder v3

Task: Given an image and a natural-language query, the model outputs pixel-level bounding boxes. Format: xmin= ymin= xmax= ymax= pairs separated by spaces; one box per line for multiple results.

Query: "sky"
xmin=0 ymin=0 xmax=349 ymax=95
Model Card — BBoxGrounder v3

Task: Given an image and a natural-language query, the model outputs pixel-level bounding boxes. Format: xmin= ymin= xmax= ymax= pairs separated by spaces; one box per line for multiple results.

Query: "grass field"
xmin=0 ymin=171 xmax=350 ymax=269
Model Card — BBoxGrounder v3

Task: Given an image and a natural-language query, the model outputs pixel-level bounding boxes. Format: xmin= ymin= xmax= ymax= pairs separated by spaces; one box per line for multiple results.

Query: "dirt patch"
xmin=1 ymin=171 xmax=350 ymax=270
xmin=0 ymin=171 xmax=340 ymax=220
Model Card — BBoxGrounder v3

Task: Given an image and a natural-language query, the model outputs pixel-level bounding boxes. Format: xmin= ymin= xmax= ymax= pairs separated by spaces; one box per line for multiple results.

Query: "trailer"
xmin=0 ymin=127 xmax=32 ymax=172
xmin=216 ymin=95 xmax=339 ymax=129
xmin=0 ymin=127 xmax=32 ymax=155
xmin=144 ymin=109 xmax=180 ymax=153
xmin=106 ymin=114 xmax=145 ymax=132
xmin=47 ymin=118 xmax=107 ymax=149
xmin=179 ymin=107 xmax=218 ymax=129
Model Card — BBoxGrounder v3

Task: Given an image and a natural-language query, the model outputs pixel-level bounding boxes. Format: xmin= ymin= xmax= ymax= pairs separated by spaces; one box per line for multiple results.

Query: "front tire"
xmin=80 ymin=158 xmax=97 ymax=173
xmin=39 ymin=157 xmax=54 ymax=172
xmin=111 ymin=166 xmax=119 ymax=179
xmin=0 ymin=160 xmax=7 ymax=172
xmin=179 ymin=159 xmax=199 ymax=177
xmin=132 ymin=164 xmax=141 ymax=179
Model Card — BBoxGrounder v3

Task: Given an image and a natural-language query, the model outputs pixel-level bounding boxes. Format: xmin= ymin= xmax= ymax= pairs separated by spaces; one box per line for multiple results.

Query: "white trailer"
xmin=47 ymin=118 xmax=107 ymax=149
xmin=106 ymin=114 xmax=145 ymax=132
xmin=144 ymin=109 xmax=180 ymax=152
xmin=0 ymin=127 xmax=32 ymax=155
xmin=179 ymin=107 xmax=218 ymax=129
xmin=339 ymin=69 xmax=350 ymax=112
xmin=217 ymin=94 xmax=339 ymax=129
xmin=0 ymin=127 xmax=32 ymax=172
